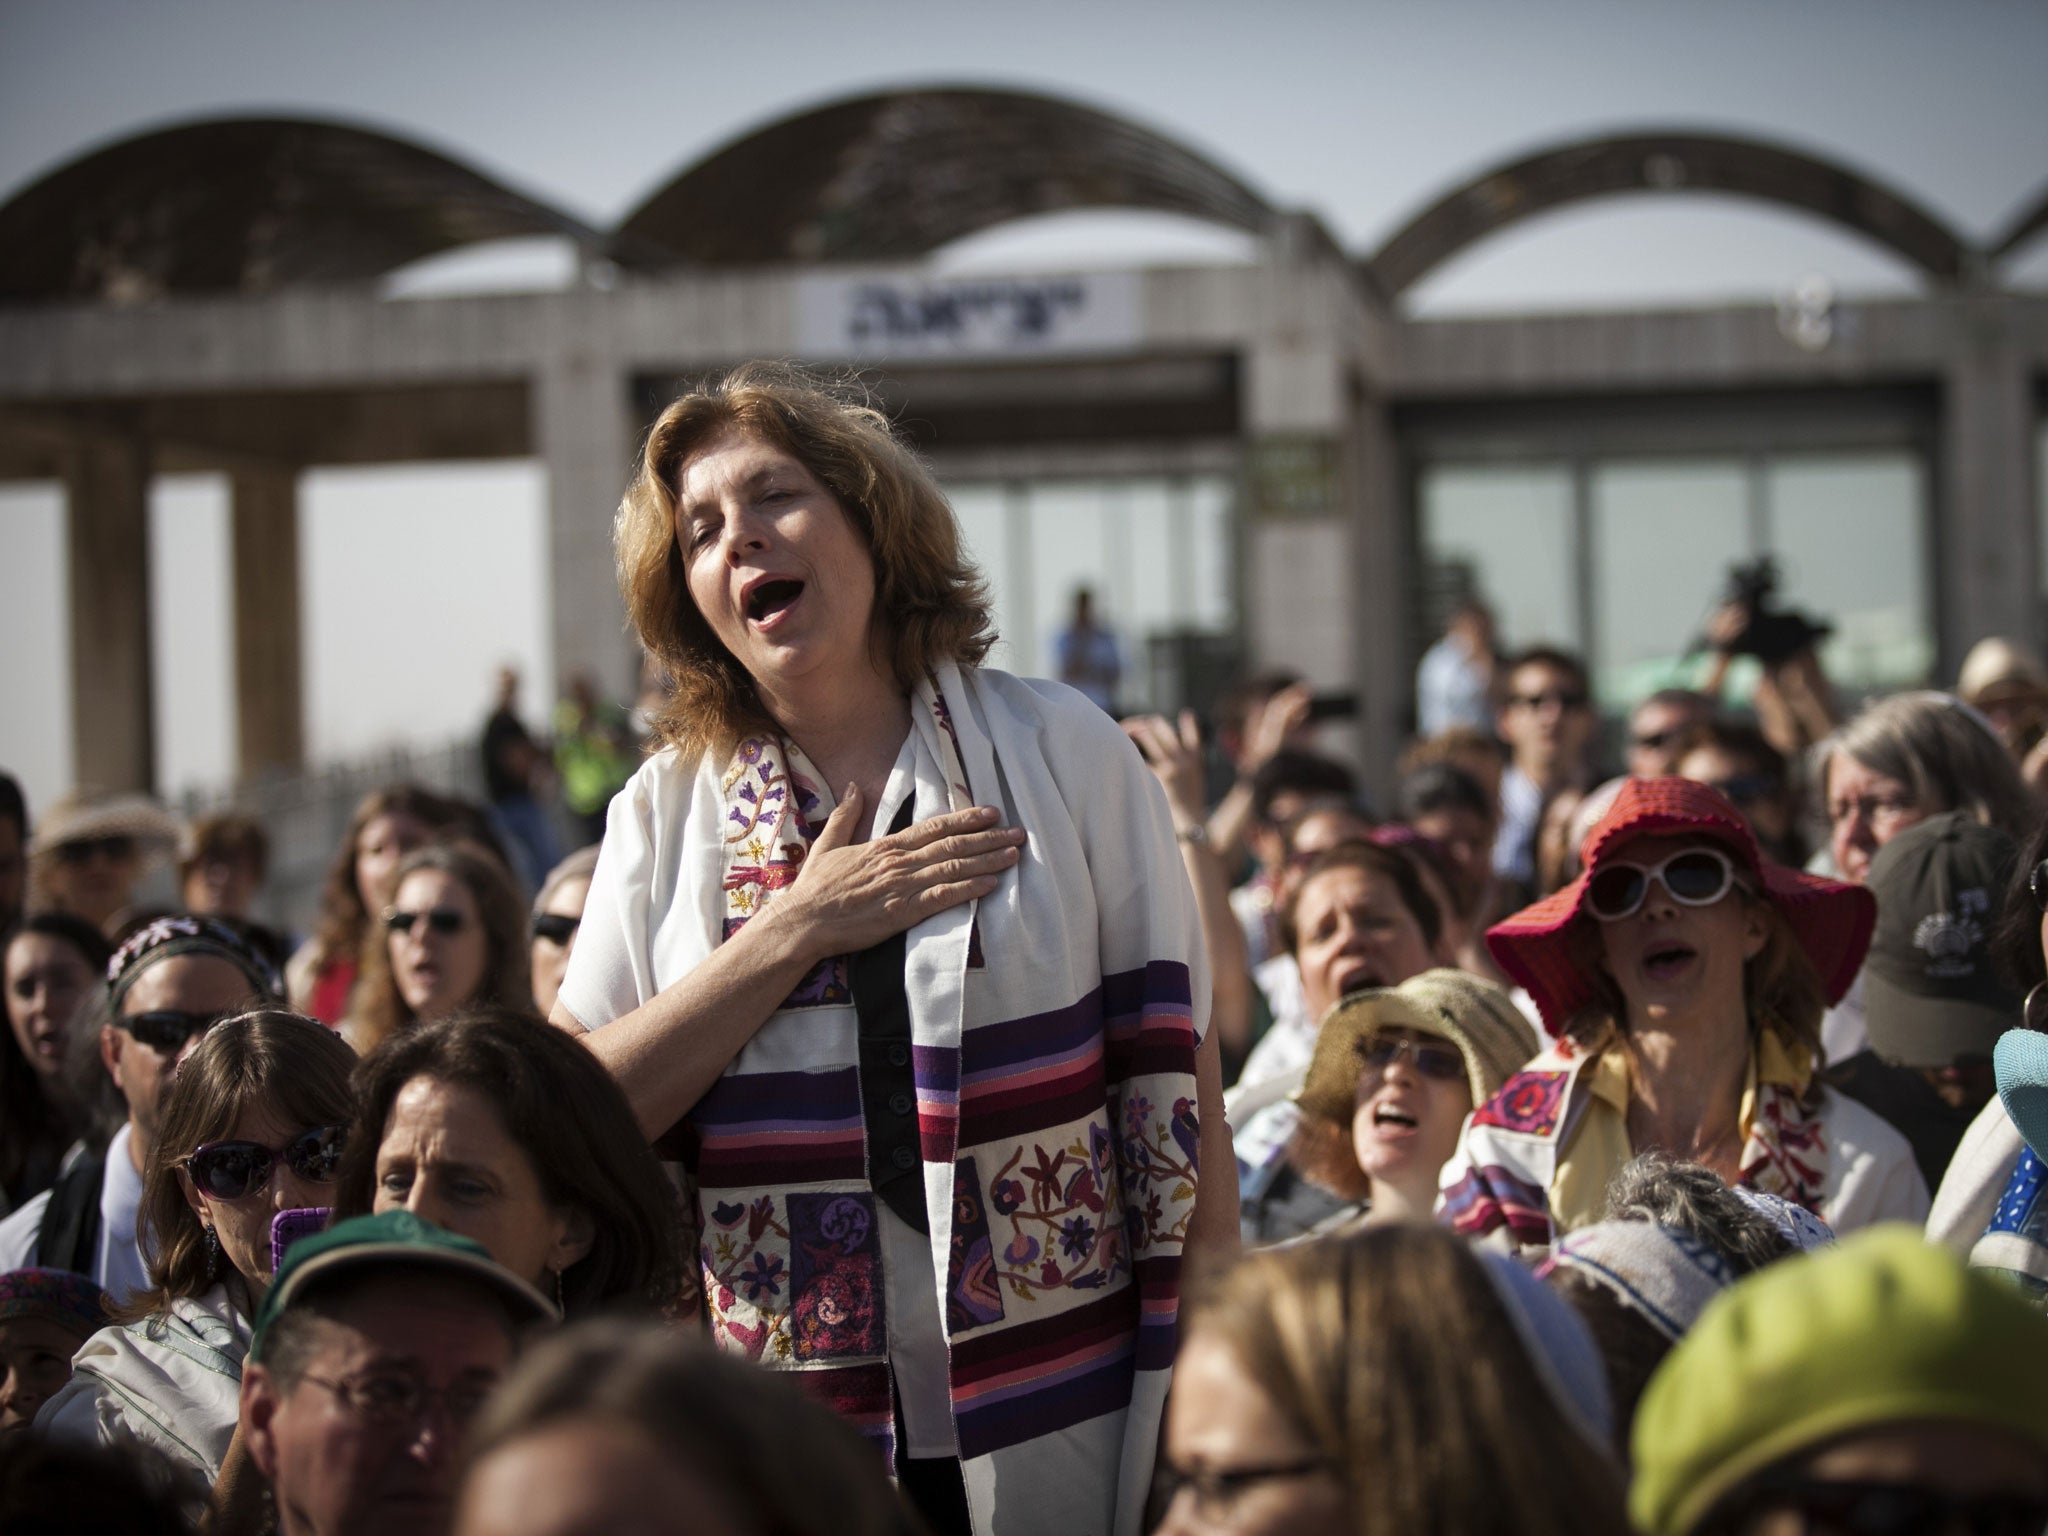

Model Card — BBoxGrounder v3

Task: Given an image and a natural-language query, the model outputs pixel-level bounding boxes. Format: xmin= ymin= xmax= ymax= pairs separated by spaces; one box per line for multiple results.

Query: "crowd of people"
xmin=5 ymin=361 xmax=2048 ymax=1535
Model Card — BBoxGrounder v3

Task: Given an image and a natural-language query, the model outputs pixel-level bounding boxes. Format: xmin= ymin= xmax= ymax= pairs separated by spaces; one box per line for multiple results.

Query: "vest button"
xmin=892 ymin=1145 xmax=917 ymax=1170
xmin=886 ymin=1042 xmax=910 ymax=1068
xmin=888 ymin=1090 xmax=913 ymax=1116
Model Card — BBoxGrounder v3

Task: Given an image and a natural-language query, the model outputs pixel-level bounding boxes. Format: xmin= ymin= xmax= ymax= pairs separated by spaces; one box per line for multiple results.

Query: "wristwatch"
xmin=1176 ymin=823 xmax=1208 ymax=846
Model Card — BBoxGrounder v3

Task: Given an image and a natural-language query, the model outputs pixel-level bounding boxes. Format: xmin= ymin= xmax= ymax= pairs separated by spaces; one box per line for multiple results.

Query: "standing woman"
xmin=1441 ymin=777 xmax=1926 ymax=1258
xmin=344 ymin=842 xmax=531 ymax=1056
xmin=1 ymin=914 xmax=110 ymax=1212
xmin=554 ymin=364 xmax=1231 ymax=1536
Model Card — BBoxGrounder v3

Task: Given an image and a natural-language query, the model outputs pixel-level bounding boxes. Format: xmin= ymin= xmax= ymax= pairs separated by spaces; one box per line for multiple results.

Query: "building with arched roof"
xmin=1 ymin=88 xmax=2042 ymax=804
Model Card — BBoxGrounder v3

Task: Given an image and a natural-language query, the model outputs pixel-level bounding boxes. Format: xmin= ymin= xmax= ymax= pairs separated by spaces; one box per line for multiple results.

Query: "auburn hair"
xmin=616 ymin=363 xmax=995 ymax=760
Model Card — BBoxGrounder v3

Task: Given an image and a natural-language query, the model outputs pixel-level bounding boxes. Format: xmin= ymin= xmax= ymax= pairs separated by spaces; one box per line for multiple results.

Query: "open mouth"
xmin=1332 ymin=963 xmax=1384 ymax=998
xmin=1372 ymin=1105 xmax=1419 ymax=1130
xmin=1642 ymin=941 xmax=1698 ymax=981
xmin=745 ymin=578 xmax=805 ymax=625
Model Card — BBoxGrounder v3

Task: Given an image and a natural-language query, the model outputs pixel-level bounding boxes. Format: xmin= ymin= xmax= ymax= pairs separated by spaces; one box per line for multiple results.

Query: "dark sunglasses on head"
xmin=531 ymin=912 xmax=581 ymax=946
xmin=187 ymin=1124 xmax=346 ymax=1201
xmin=55 ymin=834 xmax=137 ymax=865
xmin=1586 ymin=847 xmax=1741 ymax=922
xmin=1359 ymin=1034 xmax=1466 ymax=1082
xmin=119 ymin=1008 xmax=231 ymax=1054
xmin=1724 ymin=1477 xmax=2048 ymax=1536
xmin=384 ymin=907 xmax=468 ymax=937
xmin=2030 ymin=857 xmax=2048 ymax=915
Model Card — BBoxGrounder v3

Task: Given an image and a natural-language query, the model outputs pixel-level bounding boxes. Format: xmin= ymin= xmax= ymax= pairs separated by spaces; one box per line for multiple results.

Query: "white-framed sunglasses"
xmin=1586 ymin=847 xmax=1746 ymax=922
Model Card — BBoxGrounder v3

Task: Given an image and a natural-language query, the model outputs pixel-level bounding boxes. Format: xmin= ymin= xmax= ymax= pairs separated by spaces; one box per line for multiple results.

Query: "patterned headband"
xmin=107 ymin=914 xmax=284 ymax=1013
xmin=0 ymin=1267 xmax=110 ymax=1336
xmin=1541 ymin=1220 xmax=1739 ymax=1344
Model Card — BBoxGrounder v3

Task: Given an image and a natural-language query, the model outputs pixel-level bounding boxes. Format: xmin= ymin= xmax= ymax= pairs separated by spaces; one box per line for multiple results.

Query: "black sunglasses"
xmin=531 ymin=912 xmax=581 ymax=946
xmin=2030 ymin=857 xmax=2048 ymax=915
xmin=187 ymin=1124 xmax=346 ymax=1201
xmin=1359 ymin=1034 xmax=1466 ymax=1082
xmin=1727 ymin=1477 xmax=2048 ymax=1536
xmin=55 ymin=835 xmax=137 ymax=865
xmin=119 ymin=1008 xmax=231 ymax=1054
xmin=384 ymin=907 xmax=468 ymax=937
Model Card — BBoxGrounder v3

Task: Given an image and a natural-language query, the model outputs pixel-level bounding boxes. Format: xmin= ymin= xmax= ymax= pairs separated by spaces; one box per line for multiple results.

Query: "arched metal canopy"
xmin=0 ymin=117 xmax=600 ymax=303
xmin=1991 ymin=181 xmax=2048 ymax=266
xmin=611 ymin=87 xmax=1277 ymax=267
xmin=1365 ymin=131 xmax=1971 ymax=299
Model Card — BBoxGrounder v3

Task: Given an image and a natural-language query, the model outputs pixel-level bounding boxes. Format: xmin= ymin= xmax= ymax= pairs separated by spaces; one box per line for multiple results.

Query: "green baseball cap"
xmin=250 ymin=1210 xmax=557 ymax=1361
xmin=1862 ymin=811 xmax=2019 ymax=1068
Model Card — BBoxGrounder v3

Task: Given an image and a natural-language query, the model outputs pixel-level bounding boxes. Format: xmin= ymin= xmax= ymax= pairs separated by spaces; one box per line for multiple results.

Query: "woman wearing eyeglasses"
xmin=1240 ymin=970 xmax=1537 ymax=1245
xmin=26 ymin=793 xmax=181 ymax=937
xmin=528 ymin=845 xmax=599 ymax=1019
xmin=37 ymin=1009 xmax=354 ymax=1504
xmin=1441 ymin=777 xmax=1927 ymax=1259
xmin=1158 ymin=1222 xmax=1629 ymax=1536
xmin=345 ymin=842 xmax=531 ymax=1056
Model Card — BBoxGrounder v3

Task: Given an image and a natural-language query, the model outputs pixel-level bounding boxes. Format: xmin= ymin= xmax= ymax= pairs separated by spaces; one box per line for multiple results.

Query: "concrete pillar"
xmin=536 ymin=358 xmax=638 ymax=709
xmin=1348 ymin=397 xmax=1409 ymax=810
xmin=1939 ymin=291 xmax=2040 ymax=671
xmin=230 ymin=467 xmax=305 ymax=776
xmin=64 ymin=436 xmax=155 ymax=792
xmin=1242 ymin=331 xmax=1367 ymax=768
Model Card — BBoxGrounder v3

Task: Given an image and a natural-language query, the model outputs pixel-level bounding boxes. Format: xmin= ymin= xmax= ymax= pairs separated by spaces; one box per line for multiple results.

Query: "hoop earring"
xmin=204 ymin=1224 xmax=221 ymax=1283
xmin=2026 ymin=981 xmax=2048 ymax=1034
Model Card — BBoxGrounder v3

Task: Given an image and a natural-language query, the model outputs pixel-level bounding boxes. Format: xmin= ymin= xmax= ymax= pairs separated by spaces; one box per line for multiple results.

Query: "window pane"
xmin=1590 ymin=460 xmax=1748 ymax=705
xmin=1420 ymin=464 xmax=1576 ymax=656
xmin=1767 ymin=452 xmax=1931 ymax=693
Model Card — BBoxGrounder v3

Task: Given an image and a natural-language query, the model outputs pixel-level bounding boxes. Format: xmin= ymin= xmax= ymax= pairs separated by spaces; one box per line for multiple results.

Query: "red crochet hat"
xmin=1485 ymin=776 xmax=1876 ymax=1036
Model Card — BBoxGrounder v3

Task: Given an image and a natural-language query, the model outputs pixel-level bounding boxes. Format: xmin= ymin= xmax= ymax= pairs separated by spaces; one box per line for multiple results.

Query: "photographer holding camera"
xmin=1697 ymin=558 xmax=1841 ymax=761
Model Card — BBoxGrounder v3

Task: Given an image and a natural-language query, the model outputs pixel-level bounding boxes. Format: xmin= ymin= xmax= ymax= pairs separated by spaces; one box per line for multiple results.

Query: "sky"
xmin=2 ymin=0 xmax=2044 ymax=810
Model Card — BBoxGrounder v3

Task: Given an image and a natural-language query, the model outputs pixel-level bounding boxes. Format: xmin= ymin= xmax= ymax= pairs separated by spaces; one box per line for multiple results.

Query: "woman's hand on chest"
xmin=769 ymin=784 xmax=1027 ymax=960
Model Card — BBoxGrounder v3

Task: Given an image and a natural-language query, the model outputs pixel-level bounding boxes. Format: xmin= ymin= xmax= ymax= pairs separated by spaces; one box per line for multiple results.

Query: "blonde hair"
xmin=1183 ymin=1226 xmax=1629 ymax=1536
xmin=616 ymin=363 xmax=995 ymax=759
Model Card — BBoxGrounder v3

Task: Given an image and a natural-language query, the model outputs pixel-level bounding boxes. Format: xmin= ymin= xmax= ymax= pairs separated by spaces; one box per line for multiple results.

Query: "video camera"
xmin=1709 ymin=558 xmax=1832 ymax=666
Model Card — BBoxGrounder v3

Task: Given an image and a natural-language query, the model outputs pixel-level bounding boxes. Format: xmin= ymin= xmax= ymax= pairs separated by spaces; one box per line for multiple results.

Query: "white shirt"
xmin=1492 ymin=764 xmax=1544 ymax=884
xmin=0 ymin=1124 xmax=149 ymax=1305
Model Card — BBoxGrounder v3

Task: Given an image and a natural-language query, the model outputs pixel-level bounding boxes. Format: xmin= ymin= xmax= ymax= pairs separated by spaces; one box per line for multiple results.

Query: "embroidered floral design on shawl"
xmin=1443 ymin=1038 xmax=1829 ymax=1251
xmin=1471 ymin=1069 xmax=1570 ymax=1136
xmin=684 ymin=669 xmax=1203 ymax=1534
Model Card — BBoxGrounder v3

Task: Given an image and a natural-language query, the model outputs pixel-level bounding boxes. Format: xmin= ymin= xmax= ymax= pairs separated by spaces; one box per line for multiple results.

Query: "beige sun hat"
xmin=1955 ymin=637 xmax=2048 ymax=709
xmin=1294 ymin=967 xmax=1540 ymax=1124
xmin=28 ymin=792 xmax=182 ymax=861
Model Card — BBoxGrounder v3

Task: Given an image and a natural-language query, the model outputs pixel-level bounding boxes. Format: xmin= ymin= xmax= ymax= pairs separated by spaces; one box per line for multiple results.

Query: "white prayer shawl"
xmin=38 ymin=1283 xmax=249 ymax=1499
xmin=560 ymin=664 xmax=1210 ymax=1536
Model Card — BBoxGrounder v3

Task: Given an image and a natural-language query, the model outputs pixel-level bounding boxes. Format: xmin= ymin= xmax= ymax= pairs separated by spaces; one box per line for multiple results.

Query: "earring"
xmin=2026 ymin=981 xmax=2048 ymax=1034
xmin=552 ymin=1265 xmax=565 ymax=1314
xmin=204 ymin=1224 xmax=221 ymax=1283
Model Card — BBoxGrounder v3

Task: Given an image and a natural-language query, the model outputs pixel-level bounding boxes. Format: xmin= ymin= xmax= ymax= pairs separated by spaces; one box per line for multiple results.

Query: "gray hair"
xmin=1821 ymin=691 xmax=2035 ymax=841
xmin=1602 ymin=1154 xmax=1792 ymax=1275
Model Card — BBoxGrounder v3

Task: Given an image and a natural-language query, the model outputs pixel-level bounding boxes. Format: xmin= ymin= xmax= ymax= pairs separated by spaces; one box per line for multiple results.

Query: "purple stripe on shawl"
xmin=957 ymin=986 xmax=1108 ymax=1075
xmin=1102 ymin=961 xmax=1194 ymax=1031
xmin=691 ymin=1067 xmax=861 ymax=1129
xmin=1441 ymin=1163 xmax=1553 ymax=1245
xmin=954 ymin=1341 xmax=1138 ymax=1460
